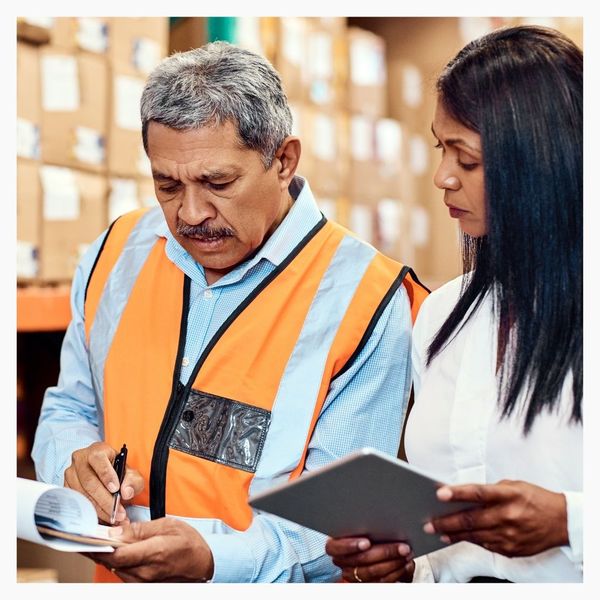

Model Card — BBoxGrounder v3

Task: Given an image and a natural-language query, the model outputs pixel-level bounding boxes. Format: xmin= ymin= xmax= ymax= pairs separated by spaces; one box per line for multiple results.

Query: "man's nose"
xmin=178 ymin=186 xmax=218 ymax=225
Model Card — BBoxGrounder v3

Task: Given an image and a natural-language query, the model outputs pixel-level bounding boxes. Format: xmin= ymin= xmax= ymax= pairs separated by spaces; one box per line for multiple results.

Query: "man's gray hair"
xmin=140 ymin=41 xmax=293 ymax=169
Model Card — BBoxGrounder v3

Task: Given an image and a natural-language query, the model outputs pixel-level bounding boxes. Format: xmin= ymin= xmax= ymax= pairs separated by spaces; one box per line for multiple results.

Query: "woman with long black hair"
xmin=326 ymin=25 xmax=583 ymax=583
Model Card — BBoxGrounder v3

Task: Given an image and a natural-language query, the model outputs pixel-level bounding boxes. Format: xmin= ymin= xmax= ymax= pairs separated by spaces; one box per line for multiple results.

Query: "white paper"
xmin=350 ymin=116 xmax=374 ymax=162
xmin=308 ymin=32 xmax=333 ymax=79
xmin=281 ymin=17 xmax=305 ymax=66
xmin=114 ymin=75 xmax=144 ymax=131
xmin=409 ymin=134 xmax=429 ymax=176
xmin=22 ymin=16 xmax=54 ymax=29
xmin=313 ymin=114 xmax=336 ymax=161
xmin=74 ymin=126 xmax=105 ymax=165
xmin=40 ymin=166 xmax=80 ymax=221
xmin=377 ymin=199 xmax=405 ymax=252
xmin=41 ymin=54 xmax=80 ymax=112
xmin=350 ymin=38 xmax=385 ymax=86
xmin=316 ymin=197 xmax=337 ymax=222
xmin=132 ymin=37 xmax=162 ymax=74
xmin=17 ymin=477 xmax=114 ymax=553
xmin=76 ymin=17 xmax=108 ymax=53
xmin=109 ymin=178 xmax=139 ymax=223
xmin=376 ymin=119 xmax=402 ymax=164
xmin=410 ymin=205 xmax=430 ymax=247
xmin=402 ymin=64 xmax=423 ymax=108
xmin=137 ymin=144 xmax=152 ymax=177
xmin=236 ymin=17 xmax=263 ymax=55
xmin=349 ymin=204 xmax=374 ymax=244
xmin=17 ymin=241 xmax=38 ymax=279
xmin=17 ymin=118 xmax=40 ymax=159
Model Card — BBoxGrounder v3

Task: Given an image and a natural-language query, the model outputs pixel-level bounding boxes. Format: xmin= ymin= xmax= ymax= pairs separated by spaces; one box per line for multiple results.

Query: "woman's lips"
xmin=447 ymin=206 xmax=468 ymax=218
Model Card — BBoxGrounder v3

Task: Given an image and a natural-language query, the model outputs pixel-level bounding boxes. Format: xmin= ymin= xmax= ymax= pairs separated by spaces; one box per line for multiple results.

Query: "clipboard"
xmin=249 ymin=447 xmax=478 ymax=557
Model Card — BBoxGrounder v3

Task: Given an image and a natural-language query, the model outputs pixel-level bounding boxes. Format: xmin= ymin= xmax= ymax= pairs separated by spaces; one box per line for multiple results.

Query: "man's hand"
xmin=425 ymin=480 xmax=569 ymax=557
xmin=325 ymin=537 xmax=414 ymax=583
xmin=85 ymin=517 xmax=214 ymax=583
xmin=64 ymin=441 xmax=144 ymax=525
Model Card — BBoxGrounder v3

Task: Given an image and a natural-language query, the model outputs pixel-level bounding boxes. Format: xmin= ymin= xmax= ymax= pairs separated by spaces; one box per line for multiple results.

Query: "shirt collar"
xmin=153 ymin=175 xmax=324 ymax=284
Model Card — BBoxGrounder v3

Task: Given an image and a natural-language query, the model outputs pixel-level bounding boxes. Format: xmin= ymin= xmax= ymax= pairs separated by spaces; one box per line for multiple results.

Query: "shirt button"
xmin=203 ymin=289 xmax=213 ymax=299
xmin=182 ymin=357 xmax=190 ymax=367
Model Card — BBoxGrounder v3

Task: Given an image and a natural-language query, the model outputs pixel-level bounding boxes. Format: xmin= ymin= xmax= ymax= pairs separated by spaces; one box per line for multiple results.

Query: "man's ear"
xmin=274 ymin=136 xmax=301 ymax=188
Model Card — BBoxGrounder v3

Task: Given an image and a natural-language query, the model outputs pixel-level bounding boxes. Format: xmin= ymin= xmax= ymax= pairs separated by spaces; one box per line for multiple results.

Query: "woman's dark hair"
xmin=428 ymin=25 xmax=582 ymax=433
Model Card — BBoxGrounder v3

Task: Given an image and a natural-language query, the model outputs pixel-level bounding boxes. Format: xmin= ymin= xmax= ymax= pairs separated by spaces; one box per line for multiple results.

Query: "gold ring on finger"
xmin=353 ymin=566 xmax=363 ymax=583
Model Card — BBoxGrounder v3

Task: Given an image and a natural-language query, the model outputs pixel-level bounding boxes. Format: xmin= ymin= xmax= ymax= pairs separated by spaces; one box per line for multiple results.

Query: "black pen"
xmin=110 ymin=444 xmax=128 ymax=525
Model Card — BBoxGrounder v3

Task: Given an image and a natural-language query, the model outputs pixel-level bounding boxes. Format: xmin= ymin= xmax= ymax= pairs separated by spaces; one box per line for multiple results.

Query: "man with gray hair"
xmin=32 ymin=41 xmax=427 ymax=583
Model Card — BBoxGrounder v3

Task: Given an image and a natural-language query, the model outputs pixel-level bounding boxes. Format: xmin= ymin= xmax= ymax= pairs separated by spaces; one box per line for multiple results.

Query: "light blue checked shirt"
xmin=32 ymin=177 xmax=413 ymax=583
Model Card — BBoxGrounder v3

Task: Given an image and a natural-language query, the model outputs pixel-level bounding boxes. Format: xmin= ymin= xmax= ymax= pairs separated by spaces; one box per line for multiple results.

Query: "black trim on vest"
xmin=84 ymin=217 xmax=121 ymax=304
xmin=149 ymin=215 xmax=327 ymax=518
xmin=407 ymin=266 xmax=431 ymax=294
xmin=331 ymin=265 xmax=412 ymax=382
xmin=149 ymin=275 xmax=191 ymax=519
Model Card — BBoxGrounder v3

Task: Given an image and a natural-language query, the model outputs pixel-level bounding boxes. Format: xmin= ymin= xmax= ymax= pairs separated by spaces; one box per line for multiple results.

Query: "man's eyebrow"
xmin=199 ymin=169 xmax=236 ymax=181
xmin=152 ymin=170 xmax=178 ymax=182
xmin=430 ymin=124 xmax=481 ymax=154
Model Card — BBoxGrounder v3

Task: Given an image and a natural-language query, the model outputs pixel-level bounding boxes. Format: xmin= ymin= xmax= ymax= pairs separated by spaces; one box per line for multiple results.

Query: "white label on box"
xmin=236 ymin=17 xmax=263 ymax=55
xmin=74 ymin=126 xmax=105 ymax=165
xmin=410 ymin=205 xmax=430 ymax=247
xmin=115 ymin=75 xmax=144 ymax=131
xmin=132 ymin=37 xmax=161 ymax=74
xmin=41 ymin=55 xmax=80 ymax=112
xmin=77 ymin=17 xmax=108 ymax=53
xmin=289 ymin=104 xmax=301 ymax=136
xmin=350 ymin=38 xmax=385 ymax=87
xmin=40 ymin=166 xmax=80 ymax=221
xmin=17 ymin=118 xmax=40 ymax=159
xmin=377 ymin=199 xmax=404 ymax=252
xmin=137 ymin=144 xmax=152 ymax=177
xmin=309 ymin=80 xmax=332 ymax=105
xmin=349 ymin=204 xmax=374 ymax=245
xmin=350 ymin=116 xmax=374 ymax=162
xmin=402 ymin=64 xmax=423 ymax=108
xmin=409 ymin=134 xmax=429 ymax=176
xmin=313 ymin=114 xmax=336 ymax=161
xmin=316 ymin=197 xmax=337 ymax=222
xmin=17 ymin=241 xmax=39 ymax=279
xmin=376 ymin=119 xmax=402 ymax=164
xmin=22 ymin=16 xmax=54 ymax=29
xmin=308 ymin=32 xmax=333 ymax=79
xmin=282 ymin=18 xmax=305 ymax=66
xmin=109 ymin=178 xmax=139 ymax=223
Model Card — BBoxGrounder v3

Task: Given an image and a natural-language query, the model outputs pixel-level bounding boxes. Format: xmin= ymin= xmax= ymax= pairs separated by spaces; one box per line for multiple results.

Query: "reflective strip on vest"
xmin=250 ymin=235 xmax=377 ymax=495
xmin=88 ymin=207 xmax=165 ymax=419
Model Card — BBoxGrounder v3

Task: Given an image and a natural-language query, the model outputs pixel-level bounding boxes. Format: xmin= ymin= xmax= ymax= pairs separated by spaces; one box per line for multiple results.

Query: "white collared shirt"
xmin=406 ymin=275 xmax=583 ymax=582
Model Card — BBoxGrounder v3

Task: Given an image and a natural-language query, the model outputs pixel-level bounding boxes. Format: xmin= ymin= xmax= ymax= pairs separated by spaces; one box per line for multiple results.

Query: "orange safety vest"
xmin=84 ymin=207 xmax=429 ymax=582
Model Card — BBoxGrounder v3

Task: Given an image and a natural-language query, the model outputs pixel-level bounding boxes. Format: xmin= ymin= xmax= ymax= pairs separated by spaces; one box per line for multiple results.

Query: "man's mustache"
xmin=176 ymin=220 xmax=235 ymax=239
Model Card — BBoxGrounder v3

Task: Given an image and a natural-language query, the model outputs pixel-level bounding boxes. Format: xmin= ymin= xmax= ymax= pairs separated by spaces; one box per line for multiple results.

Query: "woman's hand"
xmin=425 ymin=480 xmax=569 ymax=557
xmin=325 ymin=537 xmax=415 ymax=583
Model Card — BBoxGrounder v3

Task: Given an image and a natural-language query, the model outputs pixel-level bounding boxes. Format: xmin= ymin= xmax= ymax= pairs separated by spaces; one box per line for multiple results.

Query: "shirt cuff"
xmin=563 ymin=490 xmax=583 ymax=567
xmin=202 ymin=532 xmax=256 ymax=583
xmin=412 ymin=556 xmax=435 ymax=582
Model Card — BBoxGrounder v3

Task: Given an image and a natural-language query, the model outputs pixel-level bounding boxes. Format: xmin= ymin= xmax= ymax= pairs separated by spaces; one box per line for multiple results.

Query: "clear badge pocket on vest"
xmin=169 ymin=387 xmax=271 ymax=473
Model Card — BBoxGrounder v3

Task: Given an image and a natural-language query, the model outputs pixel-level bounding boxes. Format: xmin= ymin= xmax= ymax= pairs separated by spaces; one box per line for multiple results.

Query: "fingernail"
xmin=437 ymin=487 xmax=452 ymax=501
xmin=397 ymin=543 xmax=411 ymax=556
xmin=423 ymin=522 xmax=435 ymax=534
xmin=109 ymin=526 xmax=123 ymax=538
xmin=440 ymin=535 xmax=450 ymax=544
xmin=107 ymin=482 xmax=118 ymax=493
xmin=123 ymin=486 xmax=134 ymax=500
xmin=357 ymin=539 xmax=371 ymax=551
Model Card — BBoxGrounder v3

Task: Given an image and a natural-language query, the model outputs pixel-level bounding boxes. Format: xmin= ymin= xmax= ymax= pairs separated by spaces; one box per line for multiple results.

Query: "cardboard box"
xmin=348 ymin=114 xmax=379 ymax=203
xmin=275 ymin=17 xmax=309 ymax=102
xmin=169 ymin=17 xmax=207 ymax=54
xmin=17 ymin=42 xmax=42 ymax=160
xmin=347 ymin=27 xmax=387 ymax=118
xmin=108 ymin=17 xmax=169 ymax=76
xmin=50 ymin=17 xmax=110 ymax=54
xmin=16 ymin=17 xmax=52 ymax=45
xmin=40 ymin=48 xmax=108 ymax=173
xmin=17 ymin=159 xmax=42 ymax=280
xmin=39 ymin=167 xmax=108 ymax=281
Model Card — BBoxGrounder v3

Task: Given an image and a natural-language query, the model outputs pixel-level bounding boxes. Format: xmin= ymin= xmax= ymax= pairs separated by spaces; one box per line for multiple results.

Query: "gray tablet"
xmin=249 ymin=447 xmax=478 ymax=557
